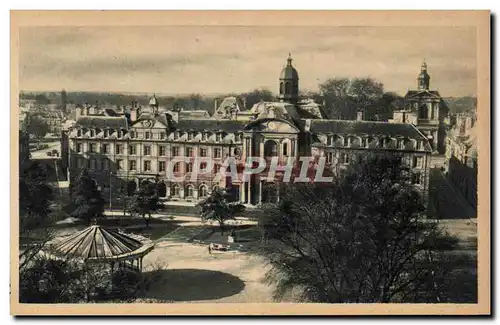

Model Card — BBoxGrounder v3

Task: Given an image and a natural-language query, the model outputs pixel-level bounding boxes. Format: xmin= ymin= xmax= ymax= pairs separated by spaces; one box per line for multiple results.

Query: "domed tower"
xmin=417 ymin=60 xmax=430 ymax=91
xmin=149 ymin=94 xmax=159 ymax=115
xmin=279 ymin=53 xmax=299 ymax=104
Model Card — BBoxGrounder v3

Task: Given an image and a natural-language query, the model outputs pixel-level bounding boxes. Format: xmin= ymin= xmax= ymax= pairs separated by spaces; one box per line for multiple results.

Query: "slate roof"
xmin=174 ymin=119 xmax=248 ymax=133
xmin=75 ymin=116 xmax=129 ymax=129
xmin=307 ymin=119 xmax=428 ymax=139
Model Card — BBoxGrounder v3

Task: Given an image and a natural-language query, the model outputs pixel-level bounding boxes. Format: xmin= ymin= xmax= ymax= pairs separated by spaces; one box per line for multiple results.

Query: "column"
xmin=259 ymin=180 xmax=263 ymax=205
xmin=180 ymin=187 xmax=185 ymax=199
xmin=247 ymin=179 xmax=252 ymax=205
xmin=240 ymin=182 xmax=246 ymax=203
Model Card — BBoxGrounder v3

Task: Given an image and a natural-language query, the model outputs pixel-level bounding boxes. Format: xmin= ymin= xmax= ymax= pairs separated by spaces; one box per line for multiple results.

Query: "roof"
xmin=404 ymin=90 xmax=441 ymax=99
xmin=307 ymin=119 xmax=430 ymax=140
xmin=75 ymin=116 xmax=129 ymax=129
xmin=50 ymin=225 xmax=153 ymax=261
xmin=180 ymin=110 xmax=211 ymax=119
xmin=174 ymin=119 xmax=248 ymax=133
xmin=280 ymin=54 xmax=299 ymax=80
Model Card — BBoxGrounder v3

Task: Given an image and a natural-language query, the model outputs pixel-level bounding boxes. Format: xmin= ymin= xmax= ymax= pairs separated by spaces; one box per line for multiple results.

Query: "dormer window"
xmin=103 ymin=129 xmax=109 ymax=137
xmin=416 ymin=141 xmax=422 ymax=150
xmin=145 ymin=131 xmax=151 ymax=139
xmin=188 ymin=133 xmax=193 ymax=141
xmin=343 ymin=137 xmax=349 ymax=147
xmin=174 ymin=132 xmax=179 ymax=140
xmin=202 ymin=132 xmax=208 ymax=141
xmin=117 ymin=130 xmax=122 ymax=138
xmin=90 ymin=129 xmax=95 ymax=137
xmin=77 ymin=129 xmax=82 ymax=137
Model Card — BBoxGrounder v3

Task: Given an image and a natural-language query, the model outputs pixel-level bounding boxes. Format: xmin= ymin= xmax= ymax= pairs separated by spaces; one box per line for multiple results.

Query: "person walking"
xmin=208 ymin=243 xmax=212 ymax=255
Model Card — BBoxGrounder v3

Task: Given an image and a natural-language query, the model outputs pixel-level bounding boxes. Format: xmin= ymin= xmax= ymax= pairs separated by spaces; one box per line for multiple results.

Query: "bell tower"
xmin=417 ymin=60 xmax=430 ymax=91
xmin=278 ymin=53 xmax=299 ymax=104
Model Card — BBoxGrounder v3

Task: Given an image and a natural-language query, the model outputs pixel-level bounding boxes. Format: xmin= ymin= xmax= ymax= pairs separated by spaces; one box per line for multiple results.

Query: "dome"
xmin=280 ymin=54 xmax=299 ymax=80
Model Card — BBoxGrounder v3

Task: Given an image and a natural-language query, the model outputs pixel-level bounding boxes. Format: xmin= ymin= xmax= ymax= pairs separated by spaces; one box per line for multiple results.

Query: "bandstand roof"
xmin=50 ymin=225 xmax=153 ymax=262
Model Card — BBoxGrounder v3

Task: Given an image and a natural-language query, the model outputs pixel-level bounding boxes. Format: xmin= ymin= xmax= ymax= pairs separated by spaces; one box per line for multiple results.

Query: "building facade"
xmin=445 ymin=112 xmax=477 ymax=210
xmin=66 ymin=55 xmax=432 ymax=207
xmin=389 ymin=61 xmax=449 ymax=154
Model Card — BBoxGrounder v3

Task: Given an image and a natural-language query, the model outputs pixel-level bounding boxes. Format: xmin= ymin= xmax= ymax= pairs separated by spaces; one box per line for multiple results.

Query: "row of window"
xmin=75 ymin=143 xmax=225 ymax=158
xmin=76 ymin=128 xmax=238 ymax=142
xmin=324 ymin=152 xmax=425 ymax=169
xmin=76 ymin=158 xmax=223 ymax=174
xmin=324 ymin=136 xmax=423 ymax=150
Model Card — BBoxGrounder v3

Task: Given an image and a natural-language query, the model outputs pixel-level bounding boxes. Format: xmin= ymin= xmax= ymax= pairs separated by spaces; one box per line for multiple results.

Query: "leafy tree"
xmin=21 ymin=113 xmax=50 ymax=139
xmin=241 ymin=88 xmax=275 ymax=109
xmin=129 ymin=180 xmax=165 ymax=228
xmin=71 ymin=169 xmax=105 ymax=225
xmin=197 ymin=187 xmax=245 ymax=235
xmin=258 ymin=155 xmax=458 ymax=303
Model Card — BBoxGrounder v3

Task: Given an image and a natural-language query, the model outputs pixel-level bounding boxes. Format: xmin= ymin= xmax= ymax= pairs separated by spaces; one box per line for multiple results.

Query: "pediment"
xmin=244 ymin=118 xmax=300 ymax=133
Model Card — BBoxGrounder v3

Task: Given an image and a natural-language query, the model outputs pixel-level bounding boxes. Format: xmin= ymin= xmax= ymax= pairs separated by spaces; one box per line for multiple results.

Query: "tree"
xmin=71 ymin=169 xmax=105 ymax=225
xmin=258 ymin=155 xmax=457 ymax=303
xmin=129 ymin=180 xmax=165 ymax=228
xmin=21 ymin=113 xmax=50 ymax=139
xmin=241 ymin=88 xmax=275 ymax=109
xmin=197 ymin=187 xmax=245 ymax=235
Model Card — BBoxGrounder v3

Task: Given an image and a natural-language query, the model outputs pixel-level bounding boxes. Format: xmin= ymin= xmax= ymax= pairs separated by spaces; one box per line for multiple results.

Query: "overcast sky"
xmin=19 ymin=26 xmax=477 ymax=97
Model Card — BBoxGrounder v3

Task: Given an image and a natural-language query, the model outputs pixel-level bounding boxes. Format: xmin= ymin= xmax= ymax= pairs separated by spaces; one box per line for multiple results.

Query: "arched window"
xmin=283 ymin=142 xmax=288 ymax=156
xmin=157 ymin=181 xmax=167 ymax=197
xmin=186 ymin=185 xmax=194 ymax=198
xmin=280 ymin=82 xmax=284 ymax=94
xmin=264 ymin=140 xmax=278 ymax=157
xmin=127 ymin=181 xmax=137 ymax=196
xmin=186 ymin=162 xmax=193 ymax=173
xmin=199 ymin=185 xmax=208 ymax=198
xmin=285 ymin=82 xmax=291 ymax=94
xmin=172 ymin=184 xmax=180 ymax=197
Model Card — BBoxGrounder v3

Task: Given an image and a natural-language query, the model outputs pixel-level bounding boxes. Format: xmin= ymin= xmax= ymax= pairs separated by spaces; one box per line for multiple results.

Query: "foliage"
xmin=21 ymin=113 xmax=50 ymax=138
xmin=317 ymin=77 xmax=391 ymax=120
xmin=129 ymin=181 xmax=165 ymax=227
xmin=258 ymin=155 xmax=458 ymax=303
xmin=19 ymin=160 xmax=54 ymax=231
xmin=71 ymin=169 xmax=105 ymax=225
xmin=241 ymin=88 xmax=275 ymax=108
xmin=197 ymin=187 xmax=246 ymax=235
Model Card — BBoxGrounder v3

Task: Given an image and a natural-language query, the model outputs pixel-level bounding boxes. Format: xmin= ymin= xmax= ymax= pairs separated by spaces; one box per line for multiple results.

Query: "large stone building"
xmin=65 ymin=55 xmax=432 ymax=207
xmin=389 ymin=61 xmax=449 ymax=154
xmin=445 ymin=112 xmax=477 ymax=210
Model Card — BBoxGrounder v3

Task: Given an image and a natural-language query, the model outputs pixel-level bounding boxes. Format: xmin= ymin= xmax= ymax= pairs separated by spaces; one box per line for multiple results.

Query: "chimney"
xmin=130 ymin=107 xmax=137 ymax=122
xmin=357 ymin=109 xmax=364 ymax=121
xmin=305 ymin=119 xmax=312 ymax=132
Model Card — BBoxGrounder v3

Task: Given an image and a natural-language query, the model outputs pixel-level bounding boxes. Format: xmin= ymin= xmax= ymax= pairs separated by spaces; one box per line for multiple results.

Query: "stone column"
xmin=247 ymin=179 xmax=252 ymax=205
xmin=259 ymin=179 xmax=263 ymax=205
xmin=240 ymin=182 xmax=246 ymax=203
xmin=194 ymin=188 xmax=199 ymax=199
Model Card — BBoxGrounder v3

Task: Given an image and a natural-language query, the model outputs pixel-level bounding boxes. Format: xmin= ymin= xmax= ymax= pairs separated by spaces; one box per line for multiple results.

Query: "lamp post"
xmin=109 ymin=171 xmax=114 ymax=211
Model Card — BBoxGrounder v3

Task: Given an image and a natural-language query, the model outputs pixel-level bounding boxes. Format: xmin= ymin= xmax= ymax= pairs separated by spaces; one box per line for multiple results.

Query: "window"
xmin=144 ymin=160 xmax=151 ymax=171
xmin=89 ymin=143 xmax=96 ymax=153
xmin=102 ymin=159 xmax=109 ymax=170
xmin=77 ymin=130 xmax=82 ymax=137
xmin=116 ymin=159 xmax=123 ymax=170
xmin=188 ymin=133 xmax=193 ymax=141
xmin=412 ymin=156 xmax=423 ymax=168
xmin=90 ymin=159 xmax=97 ymax=170
xmin=200 ymin=148 xmax=207 ymax=157
xmin=264 ymin=141 xmax=278 ymax=157
xmin=412 ymin=172 xmax=421 ymax=185
xmin=216 ymin=133 xmax=223 ymax=142
xmin=116 ymin=144 xmax=122 ymax=154
xmin=90 ymin=129 xmax=95 ymax=137
xmin=202 ymin=133 xmax=208 ymax=141
xmin=159 ymin=145 xmax=166 ymax=156
xmin=186 ymin=185 xmax=194 ymax=197
xmin=343 ymin=137 xmax=349 ymax=147
xmin=129 ymin=160 xmax=136 ymax=171
xmin=144 ymin=145 xmax=151 ymax=156
xmin=172 ymin=146 xmax=180 ymax=157
xmin=160 ymin=132 xmax=166 ymax=139
xmin=103 ymin=130 xmax=109 ymax=137
xmin=145 ymin=131 xmax=151 ymax=139
xmin=76 ymin=143 xmax=82 ymax=153
xmin=214 ymin=148 xmax=222 ymax=158
xmin=173 ymin=162 xmax=180 ymax=173
xmin=186 ymin=147 xmax=194 ymax=157
xmin=283 ymin=143 xmax=288 ymax=156
xmin=340 ymin=153 xmax=350 ymax=164
xmin=117 ymin=130 xmax=122 ymax=138
xmin=159 ymin=161 xmax=166 ymax=172
xmin=129 ymin=145 xmax=136 ymax=155
xmin=199 ymin=185 xmax=208 ymax=198
xmin=326 ymin=152 xmax=334 ymax=164
xmin=200 ymin=162 xmax=207 ymax=170
xmin=102 ymin=144 xmax=108 ymax=154
xmin=174 ymin=132 xmax=179 ymax=140
xmin=213 ymin=163 xmax=221 ymax=174
xmin=129 ymin=131 xmax=136 ymax=139
xmin=416 ymin=141 xmax=422 ymax=150
xmin=186 ymin=162 xmax=193 ymax=173
xmin=172 ymin=185 xmax=180 ymax=197
xmin=77 ymin=158 xmax=84 ymax=168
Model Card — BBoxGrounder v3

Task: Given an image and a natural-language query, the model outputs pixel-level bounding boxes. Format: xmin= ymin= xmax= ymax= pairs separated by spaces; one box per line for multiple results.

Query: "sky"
xmin=18 ymin=26 xmax=477 ymax=97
